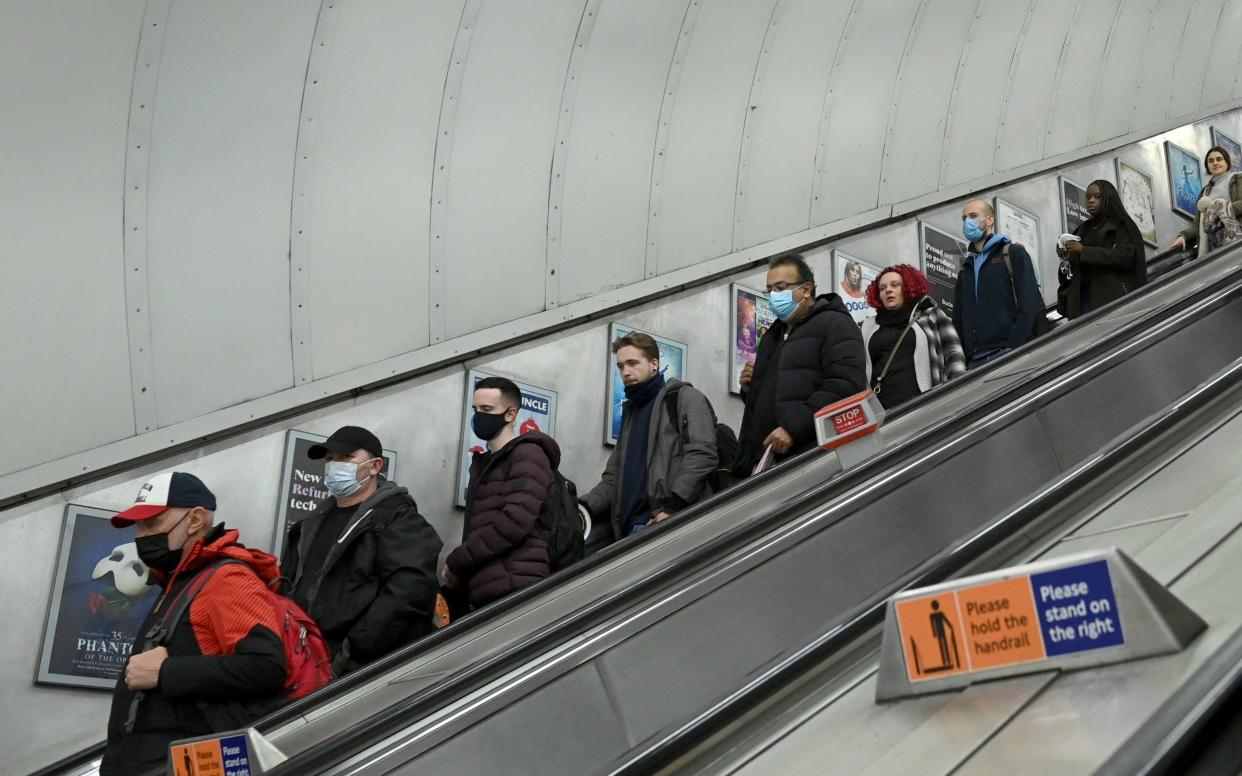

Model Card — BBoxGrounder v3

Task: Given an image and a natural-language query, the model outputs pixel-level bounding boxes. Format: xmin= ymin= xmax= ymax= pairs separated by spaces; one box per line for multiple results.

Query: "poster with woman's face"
xmin=730 ymin=284 xmax=774 ymax=394
xmin=833 ymin=250 xmax=882 ymax=323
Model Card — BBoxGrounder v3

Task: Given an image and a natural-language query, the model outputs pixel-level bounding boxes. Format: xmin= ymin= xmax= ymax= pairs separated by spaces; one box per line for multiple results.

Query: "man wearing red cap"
xmin=101 ymin=472 xmax=287 ymax=776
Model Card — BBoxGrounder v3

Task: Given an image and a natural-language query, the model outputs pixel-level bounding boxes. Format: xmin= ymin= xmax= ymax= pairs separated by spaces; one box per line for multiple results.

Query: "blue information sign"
xmin=1030 ymin=560 xmax=1124 ymax=657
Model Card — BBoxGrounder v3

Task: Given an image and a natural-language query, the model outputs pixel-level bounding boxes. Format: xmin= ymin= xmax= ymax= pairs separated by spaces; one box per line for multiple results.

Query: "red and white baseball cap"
xmin=111 ymin=471 xmax=218 ymax=527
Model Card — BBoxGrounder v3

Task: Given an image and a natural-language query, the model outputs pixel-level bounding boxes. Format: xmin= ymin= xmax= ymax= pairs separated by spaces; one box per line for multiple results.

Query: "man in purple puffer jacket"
xmin=442 ymin=375 xmax=558 ymax=610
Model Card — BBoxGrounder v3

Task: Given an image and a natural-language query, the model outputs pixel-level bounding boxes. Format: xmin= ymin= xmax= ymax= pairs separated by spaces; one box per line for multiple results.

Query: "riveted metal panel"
xmin=145 ymin=0 xmax=317 ymax=426
xmin=880 ymin=0 xmax=978 ymax=205
xmin=123 ymin=0 xmax=174 ymax=433
xmin=556 ymin=0 xmax=688 ymax=302
xmin=1202 ymin=0 xmax=1242 ymax=107
xmin=545 ymin=0 xmax=603 ymax=309
xmin=731 ymin=1 xmax=783 ymax=251
xmin=994 ymin=0 xmax=1080 ymax=170
xmin=812 ymin=0 xmax=922 ymax=224
xmin=428 ymin=0 xmax=481 ymax=344
xmin=651 ymin=0 xmax=779 ymax=275
xmin=301 ymin=0 xmax=462 ymax=379
xmin=1090 ymin=0 xmax=1159 ymax=144
xmin=1168 ymin=0 xmax=1229 ymax=120
xmin=440 ymin=0 xmax=584 ymax=339
xmin=736 ymin=0 xmax=852 ymax=248
xmin=0 ymin=0 xmax=143 ymax=476
xmin=1129 ymin=2 xmax=1196 ymax=130
xmin=289 ymin=0 xmax=339 ymax=386
xmin=941 ymin=0 xmax=1034 ymax=188
xmin=1045 ymin=0 xmax=1123 ymax=158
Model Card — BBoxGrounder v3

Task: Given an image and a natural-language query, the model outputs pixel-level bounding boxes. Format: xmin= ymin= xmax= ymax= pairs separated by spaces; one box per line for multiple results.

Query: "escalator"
xmin=40 ymin=239 xmax=1240 ymax=776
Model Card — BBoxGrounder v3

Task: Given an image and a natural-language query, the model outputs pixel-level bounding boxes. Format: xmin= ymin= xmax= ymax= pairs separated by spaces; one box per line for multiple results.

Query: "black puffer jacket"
xmin=448 ymin=432 xmax=559 ymax=609
xmin=282 ymin=478 xmax=442 ymax=666
xmin=735 ymin=293 xmax=867 ymax=473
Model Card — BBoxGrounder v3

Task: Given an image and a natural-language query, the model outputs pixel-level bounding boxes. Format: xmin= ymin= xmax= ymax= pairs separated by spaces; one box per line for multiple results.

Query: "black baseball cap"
xmin=308 ymin=426 xmax=383 ymax=460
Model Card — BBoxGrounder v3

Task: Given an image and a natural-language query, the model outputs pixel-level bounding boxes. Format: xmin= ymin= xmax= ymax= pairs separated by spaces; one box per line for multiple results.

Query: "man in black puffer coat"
xmin=734 ymin=252 xmax=867 ymax=475
xmin=443 ymin=376 xmax=558 ymax=610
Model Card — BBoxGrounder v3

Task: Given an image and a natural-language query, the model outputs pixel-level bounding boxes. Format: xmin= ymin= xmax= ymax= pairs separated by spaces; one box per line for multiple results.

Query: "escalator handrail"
xmin=263 ymin=245 xmax=1239 ymax=774
xmin=610 ymin=351 xmax=1242 ymax=775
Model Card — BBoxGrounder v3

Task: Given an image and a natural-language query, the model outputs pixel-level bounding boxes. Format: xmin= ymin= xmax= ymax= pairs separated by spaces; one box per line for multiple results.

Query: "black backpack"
xmin=662 ymin=385 xmax=737 ymax=494
xmin=499 ymin=441 xmax=584 ymax=572
xmin=999 ymin=243 xmax=1053 ymax=337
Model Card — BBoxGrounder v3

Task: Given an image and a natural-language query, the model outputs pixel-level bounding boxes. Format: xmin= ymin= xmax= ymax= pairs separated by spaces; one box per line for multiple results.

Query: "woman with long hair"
xmin=1056 ymin=179 xmax=1146 ymax=319
xmin=1170 ymin=146 xmax=1242 ymax=258
xmin=860 ymin=264 xmax=965 ymax=410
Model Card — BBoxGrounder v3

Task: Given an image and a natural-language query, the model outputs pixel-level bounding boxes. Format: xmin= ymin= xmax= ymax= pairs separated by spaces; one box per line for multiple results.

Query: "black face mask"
xmin=135 ymin=510 xmax=192 ymax=576
xmin=471 ymin=410 xmax=511 ymax=443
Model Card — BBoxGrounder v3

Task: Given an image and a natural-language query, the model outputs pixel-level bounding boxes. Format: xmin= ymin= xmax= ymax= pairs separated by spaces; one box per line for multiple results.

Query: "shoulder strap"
xmin=155 ymin=559 xmax=247 ymax=645
xmin=873 ymin=321 xmax=916 ymax=395
xmin=661 ymin=385 xmax=689 ymax=445
xmin=999 ymin=244 xmax=1020 ymax=308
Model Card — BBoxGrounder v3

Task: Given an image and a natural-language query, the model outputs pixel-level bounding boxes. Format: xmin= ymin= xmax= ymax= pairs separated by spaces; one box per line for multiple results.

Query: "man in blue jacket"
xmin=953 ymin=199 xmax=1042 ymax=369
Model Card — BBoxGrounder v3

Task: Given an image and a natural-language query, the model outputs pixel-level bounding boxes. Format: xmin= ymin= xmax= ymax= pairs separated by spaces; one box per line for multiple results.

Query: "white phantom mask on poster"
xmin=91 ymin=542 xmax=150 ymax=598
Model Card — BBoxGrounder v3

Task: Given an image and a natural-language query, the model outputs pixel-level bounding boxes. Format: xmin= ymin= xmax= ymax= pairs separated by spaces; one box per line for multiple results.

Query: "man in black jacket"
xmin=734 ymin=252 xmax=867 ymax=475
xmin=953 ymin=198 xmax=1042 ymax=368
xmin=282 ymin=426 xmax=442 ymax=674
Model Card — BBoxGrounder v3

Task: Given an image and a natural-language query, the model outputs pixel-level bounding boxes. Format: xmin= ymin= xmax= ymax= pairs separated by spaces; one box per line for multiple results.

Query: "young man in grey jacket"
xmin=581 ymin=332 xmax=718 ymax=549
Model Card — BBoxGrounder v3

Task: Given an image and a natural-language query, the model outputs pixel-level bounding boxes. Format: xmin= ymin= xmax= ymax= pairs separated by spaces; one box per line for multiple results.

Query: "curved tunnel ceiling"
xmin=4 ymin=0 xmax=1242 ymax=494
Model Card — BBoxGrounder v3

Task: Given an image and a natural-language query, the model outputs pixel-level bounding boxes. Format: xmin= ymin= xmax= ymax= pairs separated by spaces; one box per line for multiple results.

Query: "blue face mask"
xmin=324 ymin=458 xmax=376 ymax=499
xmin=962 ymin=217 xmax=986 ymax=243
xmin=769 ymin=288 xmax=800 ymax=320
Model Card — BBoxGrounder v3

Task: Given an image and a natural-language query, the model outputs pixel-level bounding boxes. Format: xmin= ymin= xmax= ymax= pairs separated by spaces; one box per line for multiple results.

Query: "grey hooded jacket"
xmin=582 ymin=378 xmax=718 ymax=541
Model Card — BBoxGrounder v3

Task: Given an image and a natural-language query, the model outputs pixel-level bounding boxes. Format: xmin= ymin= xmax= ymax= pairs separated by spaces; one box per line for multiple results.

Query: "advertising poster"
xmin=1115 ymin=159 xmax=1158 ymax=247
xmin=919 ymin=222 xmax=967 ymax=318
xmin=730 ymin=283 xmax=775 ymax=395
xmin=37 ymin=504 xmax=159 ymax=689
xmin=456 ymin=369 xmax=558 ymax=506
xmin=1059 ymin=176 xmax=1090 ymax=235
xmin=994 ymin=197 xmax=1044 ymax=285
xmin=1211 ymin=126 xmax=1241 ymax=171
xmin=833 ymin=250 xmax=882 ymax=324
xmin=1165 ymin=140 xmax=1203 ymax=219
xmin=605 ymin=323 xmax=687 ymax=446
xmin=272 ymin=430 xmax=397 ymax=558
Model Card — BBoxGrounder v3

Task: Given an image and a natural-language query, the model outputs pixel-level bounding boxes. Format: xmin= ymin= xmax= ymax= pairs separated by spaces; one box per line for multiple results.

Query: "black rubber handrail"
xmin=34 ymin=243 xmax=1197 ymax=776
xmin=610 ymin=346 xmax=1242 ymax=776
xmin=1099 ymin=627 xmax=1242 ymax=776
xmin=263 ymin=245 xmax=1238 ymax=774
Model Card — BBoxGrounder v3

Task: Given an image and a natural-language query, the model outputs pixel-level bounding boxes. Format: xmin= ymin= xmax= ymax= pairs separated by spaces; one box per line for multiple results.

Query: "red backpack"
xmin=156 ymin=559 xmax=333 ymax=700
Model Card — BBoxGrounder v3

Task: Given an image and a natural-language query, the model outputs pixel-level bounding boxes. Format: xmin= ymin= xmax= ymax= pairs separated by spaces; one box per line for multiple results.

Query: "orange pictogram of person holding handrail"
xmin=895 ymin=593 xmax=968 ymax=681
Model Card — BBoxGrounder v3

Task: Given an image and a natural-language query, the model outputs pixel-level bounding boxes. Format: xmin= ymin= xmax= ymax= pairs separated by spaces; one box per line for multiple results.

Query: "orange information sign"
xmin=169 ymin=731 xmax=253 ymax=775
xmin=895 ymin=576 xmax=1048 ymax=682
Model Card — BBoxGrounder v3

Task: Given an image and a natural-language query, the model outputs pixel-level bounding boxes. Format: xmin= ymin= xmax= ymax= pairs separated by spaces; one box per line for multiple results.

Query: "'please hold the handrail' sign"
xmin=875 ymin=548 xmax=1204 ymax=702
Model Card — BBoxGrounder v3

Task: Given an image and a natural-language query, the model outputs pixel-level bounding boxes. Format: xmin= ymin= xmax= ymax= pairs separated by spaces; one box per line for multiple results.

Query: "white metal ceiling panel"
xmin=1090 ymin=0 xmax=1159 ymax=144
xmin=880 ymin=0 xmax=979 ymax=205
xmin=556 ymin=0 xmax=689 ymax=303
xmin=652 ymin=0 xmax=779 ymax=274
xmin=1045 ymin=0 xmax=1122 ymax=158
xmin=145 ymin=0 xmax=317 ymax=426
xmin=1129 ymin=1 xmax=1195 ymax=130
xmin=1201 ymin=0 xmax=1242 ymax=108
xmin=440 ymin=0 xmax=585 ymax=338
xmin=736 ymin=0 xmax=852 ymax=249
xmin=1167 ymin=0 xmax=1229 ymax=120
xmin=302 ymin=0 xmax=463 ymax=380
xmin=941 ymin=0 xmax=1034 ymax=188
xmin=0 ymin=0 xmax=144 ymax=473
xmin=994 ymin=0 xmax=1081 ymax=170
xmin=812 ymin=0 xmax=923 ymax=224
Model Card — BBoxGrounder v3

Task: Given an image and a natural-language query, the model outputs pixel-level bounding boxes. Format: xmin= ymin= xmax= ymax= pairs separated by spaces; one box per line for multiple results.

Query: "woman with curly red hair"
xmin=861 ymin=264 xmax=965 ymax=409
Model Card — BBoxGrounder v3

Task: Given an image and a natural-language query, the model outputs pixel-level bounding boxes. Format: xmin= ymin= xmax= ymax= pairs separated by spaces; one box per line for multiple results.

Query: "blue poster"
xmin=1166 ymin=141 xmax=1203 ymax=219
xmin=606 ymin=323 xmax=688 ymax=445
xmin=1030 ymin=559 xmax=1124 ymax=658
xmin=37 ymin=505 xmax=159 ymax=689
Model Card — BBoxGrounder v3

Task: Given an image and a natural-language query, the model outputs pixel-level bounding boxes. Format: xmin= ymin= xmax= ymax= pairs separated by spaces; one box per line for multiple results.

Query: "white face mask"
xmin=324 ymin=458 xmax=377 ymax=498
